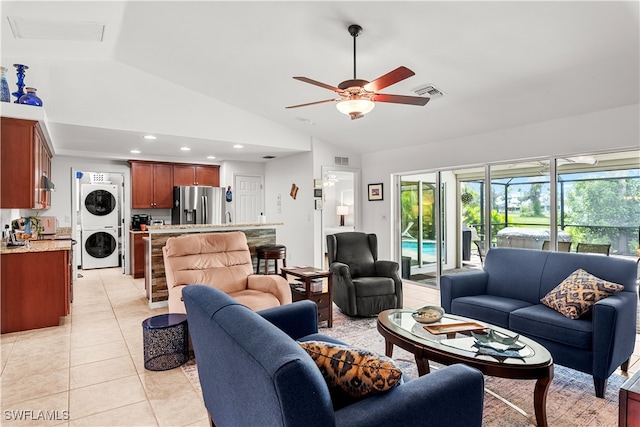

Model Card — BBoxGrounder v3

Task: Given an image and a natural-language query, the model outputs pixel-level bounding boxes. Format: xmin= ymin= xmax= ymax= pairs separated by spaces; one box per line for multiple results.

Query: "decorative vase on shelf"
xmin=12 ymin=63 xmax=28 ymax=103
xmin=0 ymin=67 xmax=10 ymax=102
xmin=18 ymin=87 xmax=43 ymax=107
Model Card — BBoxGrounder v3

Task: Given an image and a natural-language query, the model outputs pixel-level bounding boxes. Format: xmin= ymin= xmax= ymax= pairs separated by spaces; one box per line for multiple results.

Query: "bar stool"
xmin=256 ymin=244 xmax=287 ymax=274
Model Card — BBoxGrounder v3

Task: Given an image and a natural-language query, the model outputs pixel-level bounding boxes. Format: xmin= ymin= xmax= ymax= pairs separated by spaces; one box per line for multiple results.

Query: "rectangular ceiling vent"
xmin=334 ymin=156 xmax=349 ymax=166
xmin=8 ymin=16 xmax=105 ymax=42
xmin=413 ymin=84 xmax=446 ymax=99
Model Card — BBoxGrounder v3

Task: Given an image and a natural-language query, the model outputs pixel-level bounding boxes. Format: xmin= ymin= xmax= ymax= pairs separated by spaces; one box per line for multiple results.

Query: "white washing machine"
xmin=81 ymin=184 xmax=119 ymax=227
xmin=81 ymin=226 xmax=119 ymax=269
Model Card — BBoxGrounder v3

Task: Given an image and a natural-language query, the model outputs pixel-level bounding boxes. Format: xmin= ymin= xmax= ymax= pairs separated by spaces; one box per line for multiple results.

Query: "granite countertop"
xmin=147 ymin=222 xmax=283 ymax=232
xmin=0 ymin=239 xmax=73 ymax=254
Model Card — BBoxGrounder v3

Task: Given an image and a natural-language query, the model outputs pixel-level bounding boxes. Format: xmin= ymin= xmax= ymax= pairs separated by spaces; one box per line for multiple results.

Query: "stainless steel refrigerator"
xmin=171 ymin=186 xmax=227 ymax=225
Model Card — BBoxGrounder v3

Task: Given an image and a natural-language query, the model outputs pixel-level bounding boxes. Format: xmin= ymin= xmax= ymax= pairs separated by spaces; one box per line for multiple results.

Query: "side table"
xmin=620 ymin=369 xmax=640 ymax=426
xmin=281 ymin=266 xmax=333 ymax=327
xmin=142 ymin=313 xmax=189 ymax=371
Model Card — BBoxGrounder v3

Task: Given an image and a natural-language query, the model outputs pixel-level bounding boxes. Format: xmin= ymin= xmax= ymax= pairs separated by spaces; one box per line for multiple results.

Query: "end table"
xmin=281 ymin=266 xmax=333 ymax=327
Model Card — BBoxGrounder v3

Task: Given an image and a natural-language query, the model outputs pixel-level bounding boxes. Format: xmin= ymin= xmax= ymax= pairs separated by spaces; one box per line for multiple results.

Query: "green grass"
xmin=505 ymin=214 xmax=550 ymax=227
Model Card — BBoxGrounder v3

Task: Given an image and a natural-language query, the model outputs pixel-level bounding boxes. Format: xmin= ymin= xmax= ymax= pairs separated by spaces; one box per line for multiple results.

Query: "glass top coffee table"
xmin=377 ymin=309 xmax=554 ymax=427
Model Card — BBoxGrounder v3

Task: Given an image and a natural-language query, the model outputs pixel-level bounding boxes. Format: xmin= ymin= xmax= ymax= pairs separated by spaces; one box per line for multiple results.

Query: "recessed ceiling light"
xmin=233 ymin=144 xmax=243 ymax=149
xmin=130 ymin=149 xmax=141 ymax=154
xmin=180 ymin=147 xmax=191 ymax=151
xmin=207 ymin=156 xmax=216 ymax=159
xmin=143 ymin=135 xmax=157 ymax=140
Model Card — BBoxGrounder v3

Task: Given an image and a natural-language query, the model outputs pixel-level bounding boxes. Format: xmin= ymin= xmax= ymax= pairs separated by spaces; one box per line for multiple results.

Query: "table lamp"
xmin=336 ymin=206 xmax=349 ymax=226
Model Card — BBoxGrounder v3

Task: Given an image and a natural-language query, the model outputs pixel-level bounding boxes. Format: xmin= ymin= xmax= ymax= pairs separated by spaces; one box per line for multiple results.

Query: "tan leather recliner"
xmin=163 ymin=231 xmax=292 ymax=313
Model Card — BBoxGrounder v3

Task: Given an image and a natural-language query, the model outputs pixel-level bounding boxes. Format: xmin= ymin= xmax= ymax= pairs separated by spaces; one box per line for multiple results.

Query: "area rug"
xmin=182 ymin=308 xmax=625 ymax=426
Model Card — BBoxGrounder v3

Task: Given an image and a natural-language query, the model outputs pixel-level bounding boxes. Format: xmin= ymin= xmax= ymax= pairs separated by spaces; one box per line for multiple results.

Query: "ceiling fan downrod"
xmin=348 ymin=24 xmax=362 ymax=80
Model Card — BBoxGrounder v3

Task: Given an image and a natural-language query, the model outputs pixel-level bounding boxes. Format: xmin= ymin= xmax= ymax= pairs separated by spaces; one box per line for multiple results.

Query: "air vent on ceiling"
xmin=262 ymin=155 xmax=276 ymax=159
xmin=412 ymin=84 xmax=446 ymax=99
xmin=8 ymin=16 xmax=105 ymax=41
xmin=334 ymin=156 xmax=349 ymax=166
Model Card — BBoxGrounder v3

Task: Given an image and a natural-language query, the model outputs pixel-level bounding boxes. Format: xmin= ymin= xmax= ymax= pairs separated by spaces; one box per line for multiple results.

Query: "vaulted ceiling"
xmin=2 ymin=1 xmax=638 ymax=163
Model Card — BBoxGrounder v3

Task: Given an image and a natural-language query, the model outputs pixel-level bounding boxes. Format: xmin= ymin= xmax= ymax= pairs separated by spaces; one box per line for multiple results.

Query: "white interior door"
xmin=235 ymin=175 xmax=262 ymax=223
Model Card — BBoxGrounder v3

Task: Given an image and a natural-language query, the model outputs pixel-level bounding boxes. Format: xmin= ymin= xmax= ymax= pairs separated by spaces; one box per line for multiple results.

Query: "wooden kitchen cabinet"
xmin=129 ymin=161 xmax=174 ymax=208
xmin=130 ymin=231 xmax=149 ymax=279
xmin=1 ymin=248 xmax=71 ymax=333
xmin=1 ymin=117 xmax=52 ymax=209
xmin=173 ymin=164 xmax=219 ymax=186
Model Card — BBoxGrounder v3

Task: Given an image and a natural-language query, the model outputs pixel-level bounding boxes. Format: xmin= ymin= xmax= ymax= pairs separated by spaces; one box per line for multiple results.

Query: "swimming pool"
xmin=401 ymin=240 xmax=437 ymax=256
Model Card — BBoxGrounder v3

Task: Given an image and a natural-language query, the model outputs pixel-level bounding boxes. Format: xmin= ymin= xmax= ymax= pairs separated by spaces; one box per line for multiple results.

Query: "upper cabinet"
xmin=1 ymin=117 xmax=52 ymax=209
xmin=173 ymin=164 xmax=219 ymax=187
xmin=129 ymin=161 xmax=174 ymax=209
xmin=130 ymin=161 xmax=220 ymax=209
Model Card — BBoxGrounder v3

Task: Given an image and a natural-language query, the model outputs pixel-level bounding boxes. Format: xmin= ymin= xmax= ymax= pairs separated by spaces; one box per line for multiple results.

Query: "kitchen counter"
xmin=147 ymin=222 xmax=283 ymax=232
xmin=1 ymin=240 xmax=72 ymax=333
xmin=0 ymin=239 xmax=72 ymax=254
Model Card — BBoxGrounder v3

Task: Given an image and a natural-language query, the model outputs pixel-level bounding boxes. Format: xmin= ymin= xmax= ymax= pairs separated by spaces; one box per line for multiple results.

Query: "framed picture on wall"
xmin=368 ymin=183 xmax=383 ymax=201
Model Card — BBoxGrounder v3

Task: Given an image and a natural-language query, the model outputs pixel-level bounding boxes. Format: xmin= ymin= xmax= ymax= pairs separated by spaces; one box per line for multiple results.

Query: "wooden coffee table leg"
xmin=533 ymin=366 xmax=554 ymax=427
xmin=415 ymin=357 xmax=431 ymax=375
xmin=384 ymin=340 xmax=394 ymax=358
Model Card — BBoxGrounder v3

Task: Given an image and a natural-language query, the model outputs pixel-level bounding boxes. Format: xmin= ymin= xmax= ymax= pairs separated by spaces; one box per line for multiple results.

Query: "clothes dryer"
xmin=81 ymin=184 xmax=119 ymax=227
xmin=81 ymin=226 xmax=119 ymax=269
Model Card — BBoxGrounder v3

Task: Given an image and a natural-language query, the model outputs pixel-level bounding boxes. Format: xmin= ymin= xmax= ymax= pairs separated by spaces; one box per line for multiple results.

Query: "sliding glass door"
xmin=400 ymin=173 xmax=445 ymax=276
xmin=396 ymin=149 xmax=639 ymax=286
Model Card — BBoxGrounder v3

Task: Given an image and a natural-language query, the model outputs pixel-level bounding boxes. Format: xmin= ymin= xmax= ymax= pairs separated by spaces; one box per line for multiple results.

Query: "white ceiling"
xmin=2 ymin=1 xmax=639 ymax=164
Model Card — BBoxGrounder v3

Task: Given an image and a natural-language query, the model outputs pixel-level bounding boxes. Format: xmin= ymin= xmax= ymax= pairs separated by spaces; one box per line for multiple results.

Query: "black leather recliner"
xmin=327 ymin=232 xmax=403 ymax=317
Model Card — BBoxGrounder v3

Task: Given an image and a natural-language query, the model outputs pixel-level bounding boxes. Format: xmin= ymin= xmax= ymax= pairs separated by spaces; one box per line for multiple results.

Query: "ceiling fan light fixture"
xmin=336 ymin=97 xmax=375 ymax=117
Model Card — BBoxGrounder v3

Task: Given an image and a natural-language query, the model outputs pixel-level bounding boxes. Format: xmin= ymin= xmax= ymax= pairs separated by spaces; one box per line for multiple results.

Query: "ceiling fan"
xmin=286 ymin=24 xmax=430 ymax=120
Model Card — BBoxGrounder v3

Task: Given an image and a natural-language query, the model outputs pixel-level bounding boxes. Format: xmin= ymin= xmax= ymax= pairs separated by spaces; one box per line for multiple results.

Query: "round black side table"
xmin=142 ymin=313 xmax=189 ymax=371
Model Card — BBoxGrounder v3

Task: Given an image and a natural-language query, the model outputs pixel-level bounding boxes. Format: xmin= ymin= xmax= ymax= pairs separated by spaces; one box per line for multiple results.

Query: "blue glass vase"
xmin=12 ymin=63 xmax=28 ymax=103
xmin=18 ymin=87 xmax=43 ymax=107
xmin=0 ymin=67 xmax=9 ymax=102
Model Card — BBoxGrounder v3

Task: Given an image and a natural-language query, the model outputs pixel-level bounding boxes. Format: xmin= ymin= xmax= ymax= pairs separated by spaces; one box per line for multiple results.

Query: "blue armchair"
xmin=183 ymin=285 xmax=485 ymax=427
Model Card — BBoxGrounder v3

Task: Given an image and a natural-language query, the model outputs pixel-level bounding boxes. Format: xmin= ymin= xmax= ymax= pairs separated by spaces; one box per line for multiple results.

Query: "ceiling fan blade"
xmin=364 ymin=66 xmax=415 ymax=92
xmin=293 ymin=77 xmax=342 ymax=93
xmin=285 ymin=98 xmax=337 ymax=109
xmin=372 ymin=93 xmax=430 ymax=106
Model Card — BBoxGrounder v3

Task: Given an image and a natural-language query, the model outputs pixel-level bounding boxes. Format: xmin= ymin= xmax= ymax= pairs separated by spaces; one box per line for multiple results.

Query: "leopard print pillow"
xmin=540 ymin=269 xmax=624 ymax=319
xmin=299 ymin=341 xmax=402 ymax=398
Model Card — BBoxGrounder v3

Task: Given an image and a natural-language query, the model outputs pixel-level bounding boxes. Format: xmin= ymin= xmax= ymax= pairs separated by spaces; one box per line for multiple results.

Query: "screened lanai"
xmin=398 ymin=150 xmax=639 ymax=285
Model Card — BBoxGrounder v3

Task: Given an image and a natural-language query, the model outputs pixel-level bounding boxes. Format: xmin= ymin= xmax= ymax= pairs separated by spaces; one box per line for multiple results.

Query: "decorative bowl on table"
xmin=471 ymin=329 xmax=524 ymax=352
xmin=412 ymin=306 xmax=444 ymax=324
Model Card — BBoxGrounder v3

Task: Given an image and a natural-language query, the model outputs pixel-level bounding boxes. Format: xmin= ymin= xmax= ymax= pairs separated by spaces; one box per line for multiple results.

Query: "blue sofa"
xmin=441 ymin=247 xmax=638 ymax=397
xmin=183 ymin=285 xmax=485 ymax=427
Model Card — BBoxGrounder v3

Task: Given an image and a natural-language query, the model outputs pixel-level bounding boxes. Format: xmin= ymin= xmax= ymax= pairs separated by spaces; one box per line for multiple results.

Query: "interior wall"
xmin=264 ymin=151 xmax=315 ymax=268
xmin=311 ymin=137 xmax=362 ymax=268
xmin=362 ymin=104 xmax=640 ymax=260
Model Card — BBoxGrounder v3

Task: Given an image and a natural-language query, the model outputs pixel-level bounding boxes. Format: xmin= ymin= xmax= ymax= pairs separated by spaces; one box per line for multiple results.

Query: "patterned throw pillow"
xmin=540 ymin=269 xmax=624 ymax=319
xmin=299 ymin=341 xmax=402 ymax=398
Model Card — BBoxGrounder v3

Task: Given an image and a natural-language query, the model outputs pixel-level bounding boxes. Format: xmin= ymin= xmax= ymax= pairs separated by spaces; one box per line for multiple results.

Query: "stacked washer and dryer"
xmin=80 ymin=183 xmax=120 ymax=269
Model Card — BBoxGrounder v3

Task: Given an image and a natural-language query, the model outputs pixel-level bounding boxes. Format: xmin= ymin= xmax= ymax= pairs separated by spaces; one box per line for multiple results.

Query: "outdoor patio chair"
xmin=576 ymin=243 xmax=611 ymax=256
xmin=542 ymin=241 xmax=572 ymax=252
xmin=473 ymin=240 xmax=488 ymax=263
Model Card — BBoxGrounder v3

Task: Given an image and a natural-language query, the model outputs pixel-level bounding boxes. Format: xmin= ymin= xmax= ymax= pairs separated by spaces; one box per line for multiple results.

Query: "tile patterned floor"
xmin=1 ymin=267 xmax=638 ymax=426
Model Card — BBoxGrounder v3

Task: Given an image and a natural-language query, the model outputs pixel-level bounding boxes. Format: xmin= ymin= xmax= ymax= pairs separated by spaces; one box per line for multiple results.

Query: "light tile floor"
xmin=1 ymin=268 xmax=638 ymax=426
